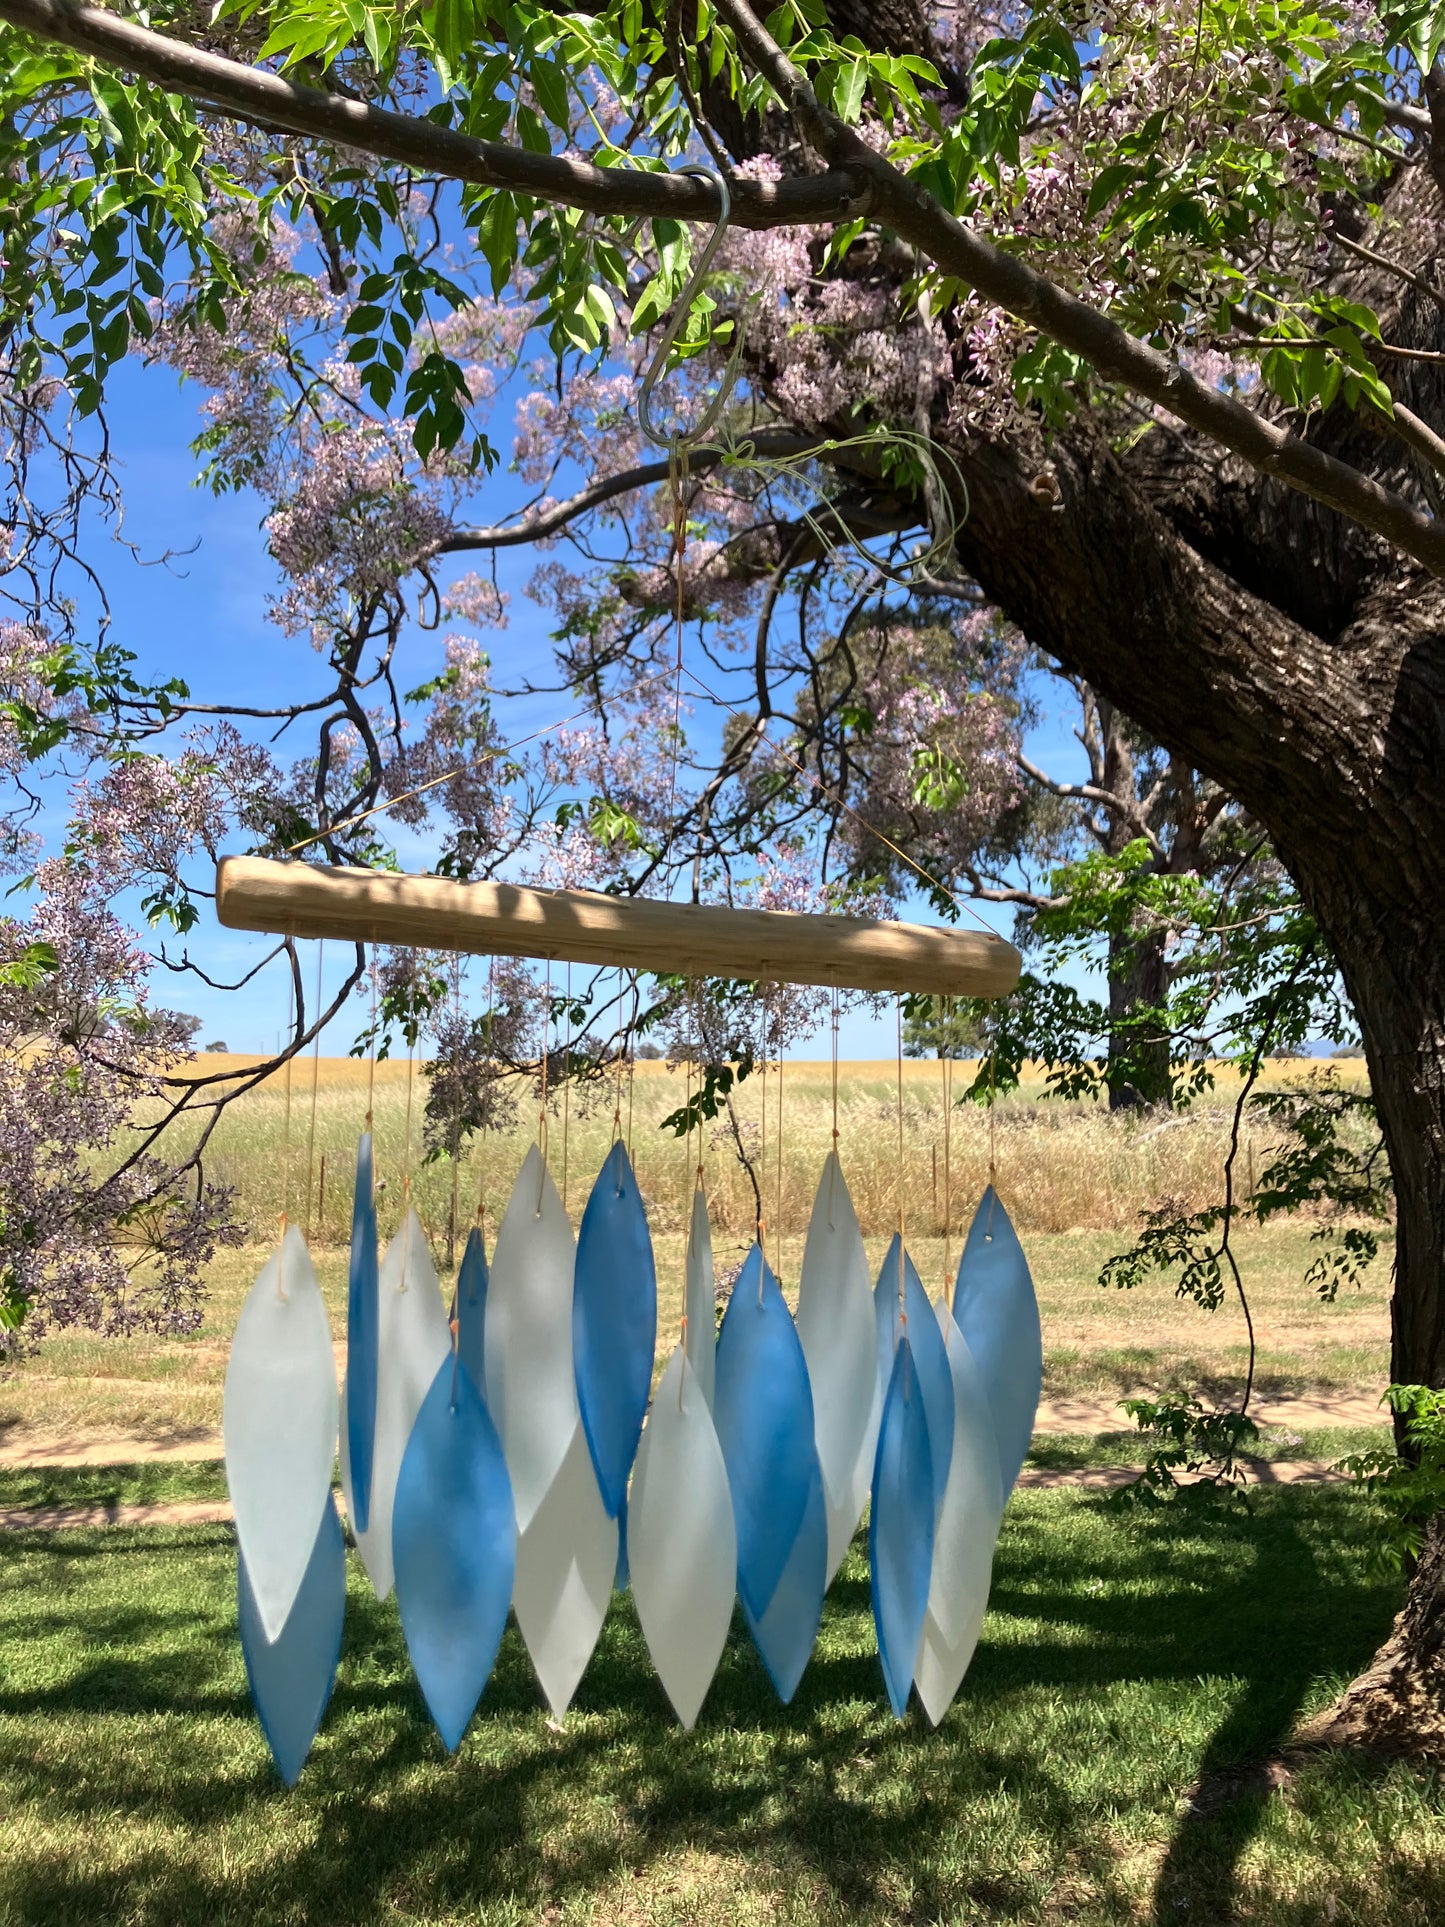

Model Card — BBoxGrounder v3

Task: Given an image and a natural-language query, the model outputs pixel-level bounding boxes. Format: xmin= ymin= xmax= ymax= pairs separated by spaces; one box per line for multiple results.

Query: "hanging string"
xmin=827 ymin=986 xmax=840 ymax=1231
xmin=830 ymin=987 xmax=840 ymax=1152
xmin=612 ymin=967 xmax=626 ymax=1146
xmin=448 ymin=956 xmax=462 ymax=1271
xmin=775 ymin=1027 xmax=785 ymax=1285
xmin=303 ymin=939 xmax=324 ymax=1242
xmin=398 ymin=980 xmax=416 ymax=1295
xmin=365 ymin=954 xmax=378 ymax=1132
xmin=403 ymin=1017 xmax=416 ymax=1207
xmin=476 ymin=955 xmax=496 ymax=1235
xmin=692 ymin=982 xmax=706 ymax=1195
xmin=895 ymin=995 xmax=907 ymax=1323
xmin=984 ymin=1043 xmax=999 ymax=1242
xmin=758 ymin=993 xmax=768 ymax=1270
xmin=535 ymin=960 xmax=551 ymax=1215
xmin=682 ymin=1021 xmax=694 ymax=1215
xmin=626 ymin=971 xmax=639 ymax=1162
xmin=942 ymin=1008 xmax=955 ymax=1297
xmin=278 ymin=950 xmax=296 ymax=1299
xmin=562 ymin=962 xmax=572 ymax=1212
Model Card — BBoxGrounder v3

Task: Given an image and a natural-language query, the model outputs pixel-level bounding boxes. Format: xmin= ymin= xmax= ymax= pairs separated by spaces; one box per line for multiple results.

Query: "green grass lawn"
xmin=2 ymin=1488 xmax=1439 ymax=1927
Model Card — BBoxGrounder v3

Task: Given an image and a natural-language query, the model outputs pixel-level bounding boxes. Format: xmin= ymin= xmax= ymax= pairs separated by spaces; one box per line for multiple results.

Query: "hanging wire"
xmin=626 ymin=971 xmax=639 ymax=1163
xmin=535 ymin=959 xmax=551 ymax=1216
xmin=612 ymin=968 xmax=627 ymax=1146
xmin=477 ymin=955 xmax=495 ymax=1235
xmin=562 ymin=961 xmax=572 ymax=1212
xmin=986 ymin=1045 xmax=999 ymax=1240
xmin=775 ymin=1029 xmax=785 ymax=1285
xmin=279 ymin=951 xmax=295 ymax=1298
xmin=896 ymin=995 xmax=907 ymax=1323
xmin=942 ymin=1005 xmax=955 ymax=1296
xmin=448 ymin=956 xmax=462 ymax=1270
xmin=365 ymin=954 xmax=378 ymax=1132
xmin=303 ymin=940 xmax=324 ymax=1242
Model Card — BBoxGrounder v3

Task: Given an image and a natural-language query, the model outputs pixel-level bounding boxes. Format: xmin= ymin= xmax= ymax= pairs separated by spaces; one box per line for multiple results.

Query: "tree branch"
xmin=437 ymin=432 xmax=830 ymax=552
xmin=0 ymin=0 xmax=865 ymax=225
xmin=712 ymin=0 xmax=1445 ymax=578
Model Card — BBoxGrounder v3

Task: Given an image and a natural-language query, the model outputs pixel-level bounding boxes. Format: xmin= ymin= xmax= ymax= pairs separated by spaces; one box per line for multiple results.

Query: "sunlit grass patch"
xmin=0 ymin=1489 xmax=1435 ymax=1926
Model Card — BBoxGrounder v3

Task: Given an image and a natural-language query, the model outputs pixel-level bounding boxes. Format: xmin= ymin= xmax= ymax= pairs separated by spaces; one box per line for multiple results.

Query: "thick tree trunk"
xmin=1106 ymin=924 xmax=1172 ymax=1112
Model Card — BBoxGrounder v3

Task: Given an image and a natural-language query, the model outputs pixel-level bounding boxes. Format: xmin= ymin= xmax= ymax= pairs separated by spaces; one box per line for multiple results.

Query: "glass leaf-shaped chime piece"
xmin=512 ymin=1422 xmax=618 ymax=1720
xmin=874 ymin=1236 xmax=955 ymax=1522
xmin=713 ymin=1244 xmax=818 ymax=1626
xmin=392 ymin=1355 xmax=517 ymax=1751
xmin=951 ymin=1186 xmax=1043 ymax=1496
xmin=627 ymin=1344 xmax=736 ymax=1727
xmin=344 ymin=1133 xmax=380 ymax=1534
xmin=238 ymin=1495 xmax=346 ymax=1786
xmin=223 ymin=1223 xmax=339 ymax=1642
xmin=573 ymin=1141 xmax=657 ymax=1516
xmin=915 ymin=1298 xmax=1005 ymax=1727
xmin=454 ymin=1223 xmax=488 ymax=1398
xmin=485 ymin=1144 xmax=579 ymax=1533
xmin=682 ymin=1183 xmax=717 ymax=1410
xmin=341 ymin=1208 xmax=451 ymax=1599
xmin=871 ymin=1334 xmax=936 ymax=1719
xmin=743 ymin=1452 xmax=827 ymax=1703
xmin=795 ymin=1152 xmax=879 ymax=1582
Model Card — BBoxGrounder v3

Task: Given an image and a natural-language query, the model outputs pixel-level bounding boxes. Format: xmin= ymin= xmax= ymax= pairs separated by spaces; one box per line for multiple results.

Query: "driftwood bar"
xmin=215 ymin=856 xmax=1022 ymax=999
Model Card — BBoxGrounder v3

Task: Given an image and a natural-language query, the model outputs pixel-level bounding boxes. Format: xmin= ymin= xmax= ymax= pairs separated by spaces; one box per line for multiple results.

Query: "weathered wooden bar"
xmin=216 ymin=856 xmax=1021 ymax=998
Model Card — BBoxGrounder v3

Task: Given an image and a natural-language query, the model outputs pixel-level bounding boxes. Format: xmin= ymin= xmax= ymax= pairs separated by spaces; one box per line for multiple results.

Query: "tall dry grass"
xmin=183 ymin=1054 xmax=1348 ymax=1253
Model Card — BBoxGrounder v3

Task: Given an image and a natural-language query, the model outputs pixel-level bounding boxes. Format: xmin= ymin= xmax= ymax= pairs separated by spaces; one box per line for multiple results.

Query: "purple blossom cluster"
xmin=0 ymin=861 xmax=239 ymax=1356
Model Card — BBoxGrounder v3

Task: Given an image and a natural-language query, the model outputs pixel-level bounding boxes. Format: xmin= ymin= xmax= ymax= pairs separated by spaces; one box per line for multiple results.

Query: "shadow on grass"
xmin=0 ymin=1492 xmax=1410 ymax=1927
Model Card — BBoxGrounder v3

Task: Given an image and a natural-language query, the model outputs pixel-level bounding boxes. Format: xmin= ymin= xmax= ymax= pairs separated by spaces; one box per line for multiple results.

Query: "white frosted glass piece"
xmin=485 ymin=1145 xmax=578 ymax=1533
xmin=915 ymin=1585 xmax=991 ymax=1729
xmin=224 ymin=1225 xmax=338 ymax=1643
xmin=340 ymin=1208 xmax=450 ymax=1600
xmin=627 ymin=1345 xmax=736 ymax=1728
xmin=824 ymin=1370 xmax=881 ymax=1584
xmin=796 ymin=1153 xmax=878 ymax=1527
xmin=682 ymin=1186 xmax=716 ymax=1412
xmin=919 ymin=1294 xmax=1004 ymax=1660
xmin=512 ymin=1423 xmax=617 ymax=1720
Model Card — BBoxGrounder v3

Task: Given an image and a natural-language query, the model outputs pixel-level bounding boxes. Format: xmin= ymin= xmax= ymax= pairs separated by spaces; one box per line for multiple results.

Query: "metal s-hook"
xmin=637 ymin=164 xmax=746 ymax=453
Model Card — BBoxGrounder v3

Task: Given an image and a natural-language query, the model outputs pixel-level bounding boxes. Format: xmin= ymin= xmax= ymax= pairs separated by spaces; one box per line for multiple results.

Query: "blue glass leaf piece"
xmin=873 ymin=1235 xmax=954 ymax=1523
xmin=573 ymin=1142 xmax=657 ymax=1517
xmin=870 ymin=1334 xmax=935 ymax=1720
xmin=713 ymin=1243 xmax=816 ymax=1622
xmin=392 ymin=1355 xmax=517 ymax=1752
xmin=951 ymin=1186 xmax=1043 ymax=1495
xmin=455 ymin=1225 xmax=488 ymax=1401
xmin=239 ymin=1494 xmax=345 ymax=1788
xmin=614 ymin=1488 xmax=629 ymax=1594
xmin=742 ymin=1450 xmax=826 ymax=1704
xmin=344 ymin=1133 xmax=379 ymax=1535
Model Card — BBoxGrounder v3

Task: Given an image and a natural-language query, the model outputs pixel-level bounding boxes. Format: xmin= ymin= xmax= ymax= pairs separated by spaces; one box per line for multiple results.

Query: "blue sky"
xmin=37 ymin=352 xmax=1097 ymax=1058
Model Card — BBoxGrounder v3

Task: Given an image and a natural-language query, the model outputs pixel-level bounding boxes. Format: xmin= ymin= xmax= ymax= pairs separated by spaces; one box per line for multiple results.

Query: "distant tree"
xmin=902 ymin=997 xmax=984 ymax=1060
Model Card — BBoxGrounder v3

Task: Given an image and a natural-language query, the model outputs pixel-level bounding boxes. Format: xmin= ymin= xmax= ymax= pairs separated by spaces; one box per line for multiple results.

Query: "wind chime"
xmin=215 ymin=170 xmax=1041 ymax=1783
